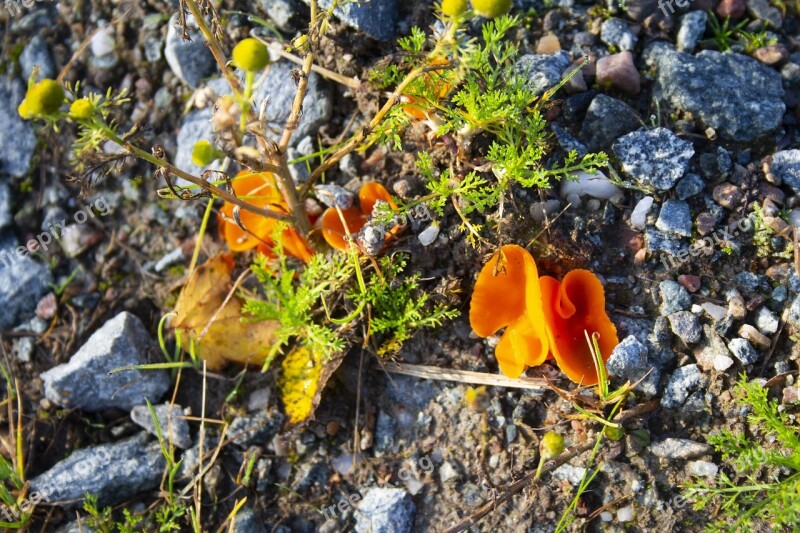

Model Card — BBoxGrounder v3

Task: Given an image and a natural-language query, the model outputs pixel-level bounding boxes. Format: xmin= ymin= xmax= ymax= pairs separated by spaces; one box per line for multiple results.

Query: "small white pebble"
xmin=91 ymin=25 xmax=116 ymax=57
xmin=701 ymin=302 xmax=728 ymax=321
xmin=617 ymin=505 xmax=634 ymax=522
xmin=691 ymin=304 xmax=703 ymax=314
xmin=631 ymin=196 xmax=654 ymax=229
xmin=418 ymin=223 xmax=440 ymax=246
xmin=600 ymin=511 xmax=613 ymax=522
xmin=561 ymin=170 xmax=623 ymax=202
xmin=688 ymin=460 xmax=719 ymax=478
xmin=714 ymin=355 xmax=734 ymax=371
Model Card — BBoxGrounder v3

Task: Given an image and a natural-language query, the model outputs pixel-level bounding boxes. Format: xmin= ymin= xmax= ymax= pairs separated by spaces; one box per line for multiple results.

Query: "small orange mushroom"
xmin=219 ymin=171 xmax=313 ymax=262
xmin=539 ymin=271 xmax=618 ymax=386
xmin=469 ymin=245 xmax=550 ymax=378
xmin=402 ymin=57 xmax=453 ymax=121
xmin=319 ymin=182 xmax=398 ymax=252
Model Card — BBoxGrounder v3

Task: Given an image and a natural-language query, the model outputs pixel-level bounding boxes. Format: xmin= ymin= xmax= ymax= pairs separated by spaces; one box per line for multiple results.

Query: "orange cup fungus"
xmin=219 ymin=171 xmax=313 ymax=262
xmin=402 ymin=57 xmax=453 ymax=121
xmin=469 ymin=245 xmax=618 ymax=385
xmin=319 ymin=182 xmax=398 ymax=251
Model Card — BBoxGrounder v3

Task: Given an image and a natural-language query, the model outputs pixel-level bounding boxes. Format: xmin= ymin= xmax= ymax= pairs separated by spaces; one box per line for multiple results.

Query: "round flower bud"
xmin=232 ymin=38 xmax=270 ymax=72
xmin=470 ymin=0 xmax=512 ymax=18
xmin=442 ymin=0 xmax=468 ymax=16
xmin=18 ymin=79 xmax=65 ymax=119
xmin=539 ymin=431 xmax=565 ymax=461
xmin=69 ymin=98 xmax=94 ymax=120
xmin=191 ymin=140 xmax=221 ymax=167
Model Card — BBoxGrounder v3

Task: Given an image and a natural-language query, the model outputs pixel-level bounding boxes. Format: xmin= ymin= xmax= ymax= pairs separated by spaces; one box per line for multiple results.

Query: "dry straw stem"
xmin=443 ymin=400 xmax=659 ymax=532
xmin=384 ymin=362 xmax=548 ymax=390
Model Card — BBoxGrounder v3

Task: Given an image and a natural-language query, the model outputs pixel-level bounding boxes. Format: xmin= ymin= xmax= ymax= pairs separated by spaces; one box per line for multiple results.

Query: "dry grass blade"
xmin=384 ymin=362 xmax=548 ymax=390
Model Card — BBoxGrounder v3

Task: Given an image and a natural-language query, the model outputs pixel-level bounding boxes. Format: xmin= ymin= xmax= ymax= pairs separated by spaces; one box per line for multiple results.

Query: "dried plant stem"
xmin=385 ymin=362 xmax=547 ymax=390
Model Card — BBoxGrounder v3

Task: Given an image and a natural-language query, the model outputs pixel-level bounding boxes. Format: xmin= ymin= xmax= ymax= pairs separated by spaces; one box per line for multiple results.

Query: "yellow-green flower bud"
xmin=18 ymin=79 xmax=65 ymax=119
xmin=540 ymin=431 xmax=565 ymax=461
xmin=604 ymin=425 xmax=625 ymax=441
xmin=470 ymin=0 xmax=512 ymax=18
xmin=232 ymin=38 xmax=270 ymax=72
xmin=442 ymin=0 xmax=468 ymax=16
xmin=69 ymin=98 xmax=94 ymax=120
xmin=192 ymin=140 xmax=221 ymax=167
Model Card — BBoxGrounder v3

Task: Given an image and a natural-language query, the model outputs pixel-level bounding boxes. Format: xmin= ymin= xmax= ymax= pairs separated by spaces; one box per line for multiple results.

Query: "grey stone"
xmin=228 ymin=409 xmax=284 ymax=448
xmin=20 ymin=35 xmax=55 ymax=81
xmin=746 ymin=0 xmax=782 ymax=28
xmin=29 ymin=433 xmax=165 ymax=508
xmin=646 ymin=227 xmax=687 ymax=256
xmin=651 ymin=47 xmax=784 ymax=142
xmin=130 ymin=403 xmax=192 ymax=449
xmin=787 ymin=295 xmax=800 ymax=330
xmin=0 ymin=78 xmax=37 ymax=177
xmin=659 ymin=280 xmax=692 ymax=316
xmin=733 ymin=271 xmax=769 ymax=293
xmin=579 ymin=94 xmax=640 ymax=152
xmin=676 ymin=173 xmax=705 ymax=200
xmin=677 ymin=11 xmax=707 ymax=53
xmin=606 ymin=336 xmax=660 ymax=395
xmin=668 ymin=311 xmax=702 ymax=344
xmin=612 ymin=127 xmax=694 ymax=190
xmin=755 ymin=306 xmax=779 ymax=335
xmin=553 ymin=125 xmax=587 ymax=157
xmin=355 ymin=488 xmax=416 ymax=533
xmin=40 ymin=312 xmax=170 ymax=411
xmin=231 ymin=507 xmax=266 ymax=533
xmin=374 ymin=410 xmax=396 ymax=455
xmin=0 ymin=233 xmax=52 ymax=329
xmin=600 ymin=18 xmax=638 ymax=52
xmin=308 ymin=0 xmax=397 ymax=40
xmin=770 ymin=150 xmax=800 ymax=194
xmin=656 ymin=200 xmax=692 ymax=237
xmin=728 ymin=338 xmax=759 ymax=365
xmin=515 ymin=52 xmax=571 ymax=96
xmin=164 ymin=13 xmax=216 ymax=88
xmin=174 ymin=108 xmax=215 ymax=178
xmin=0 ymin=179 xmax=10 ymax=229
xmin=661 ymin=364 xmax=706 ymax=408
xmin=649 ymin=438 xmax=712 ymax=459
xmin=260 ymin=0 xmax=301 ymax=32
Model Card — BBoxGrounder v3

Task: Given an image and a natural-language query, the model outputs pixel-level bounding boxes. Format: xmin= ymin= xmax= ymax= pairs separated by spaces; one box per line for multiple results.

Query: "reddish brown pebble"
xmin=537 ymin=34 xmax=561 ymax=54
xmin=712 ymin=182 xmax=743 ymax=210
xmin=753 ymin=45 xmax=788 ymax=66
xmin=758 ymin=182 xmax=785 ymax=204
xmin=678 ymin=274 xmax=701 ymax=293
xmin=716 ymin=0 xmax=746 ymax=18
xmin=696 ymin=212 xmax=717 ymax=235
xmin=36 ymin=293 xmax=57 ymax=320
xmin=596 ymin=51 xmax=641 ymax=95
xmin=326 ymin=421 xmax=340 ymax=436
xmin=634 ymin=248 xmax=647 ymax=264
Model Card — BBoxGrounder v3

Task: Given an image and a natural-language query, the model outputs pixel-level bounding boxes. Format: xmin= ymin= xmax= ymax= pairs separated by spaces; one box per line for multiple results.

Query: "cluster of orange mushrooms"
xmin=469 ymin=245 xmax=619 ymax=385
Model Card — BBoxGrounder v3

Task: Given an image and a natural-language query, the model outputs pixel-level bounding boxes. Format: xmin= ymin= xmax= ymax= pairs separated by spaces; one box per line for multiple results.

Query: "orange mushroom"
xmin=219 ymin=171 xmax=313 ymax=262
xmin=319 ymin=182 xmax=398 ymax=252
xmin=539 ymin=271 xmax=618 ymax=386
xmin=402 ymin=57 xmax=453 ymax=121
xmin=469 ymin=245 xmax=550 ymax=377
xmin=469 ymin=246 xmax=619 ymax=384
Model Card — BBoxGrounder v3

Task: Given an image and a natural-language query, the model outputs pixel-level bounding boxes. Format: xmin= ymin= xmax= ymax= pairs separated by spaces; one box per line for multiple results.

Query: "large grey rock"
xmin=20 ymin=35 xmax=55 ymax=81
xmin=29 ymin=433 xmax=165 ymax=508
xmin=307 ymin=0 xmax=398 ymax=40
xmin=600 ymin=18 xmax=638 ymax=52
xmin=579 ymin=95 xmax=640 ymax=152
xmin=770 ymin=150 xmax=800 ymax=194
xmin=0 ymin=233 xmax=52 ymax=329
xmin=516 ymin=52 xmax=571 ymax=96
xmin=355 ymin=488 xmax=416 ymax=533
xmin=651 ymin=47 xmax=784 ymax=142
xmin=659 ymin=280 xmax=692 ymax=316
xmin=0 ymin=78 xmax=37 ymax=177
xmin=612 ymin=127 xmax=694 ymax=190
xmin=164 ymin=13 xmax=216 ymax=88
xmin=40 ymin=312 xmax=171 ymax=411
xmin=130 ymin=403 xmax=192 ymax=449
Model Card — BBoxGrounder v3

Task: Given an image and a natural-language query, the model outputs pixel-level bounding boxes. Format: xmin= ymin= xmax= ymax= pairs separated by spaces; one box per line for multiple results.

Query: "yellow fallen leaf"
xmin=279 ymin=346 xmax=346 ymax=425
xmin=172 ymin=254 xmax=277 ymax=371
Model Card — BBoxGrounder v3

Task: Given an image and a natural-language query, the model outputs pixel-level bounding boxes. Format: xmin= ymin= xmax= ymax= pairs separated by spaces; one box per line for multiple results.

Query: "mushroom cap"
xmin=540 ymin=270 xmax=618 ymax=385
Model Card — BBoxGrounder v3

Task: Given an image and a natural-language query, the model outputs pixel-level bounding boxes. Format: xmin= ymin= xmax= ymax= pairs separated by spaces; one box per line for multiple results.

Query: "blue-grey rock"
xmin=612 ymin=127 xmax=694 ymax=190
xmin=746 ymin=0 xmax=782 ymax=28
xmin=788 ymin=294 xmax=800 ymax=330
xmin=310 ymin=0 xmax=398 ymax=40
xmin=661 ymin=364 xmax=706 ymax=408
xmin=606 ymin=335 xmax=661 ymax=395
xmin=677 ymin=11 xmax=707 ymax=53
xmin=650 ymin=47 xmax=784 ymax=142
xmin=374 ymin=410 xmax=396 ymax=455
xmin=656 ymin=200 xmax=692 ymax=237
xmin=733 ymin=271 xmax=769 ymax=293
xmin=0 ymin=179 xmax=10 ymax=229
xmin=553 ymin=125 xmax=588 ymax=157
xmin=668 ymin=311 xmax=702 ymax=344
xmin=0 ymin=78 xmax=37 ymax=177
xmin=20 ymin=35 xmax=55 ymax=81
xmin=231 ymin=507 xmax=266 ymax=533
xmin=600 ymin=18 xmax=638 ymax=51
xmin=772 ymin=285 xmax=788 ymax=303
xmin=647 ymin=227 xmax=688 ymax=256
xmin=579 ymin=94 xmax=641 ymax=152
xmin=659 ymin=280 xmax=692 ymax=316
xmin=355 ymin=488 xmax=416 ymax=533
xmin=228 ymin=409 xmax=284 ymax=448
xmin=164 ymin=13 xmax=216 ymax=88
xmin=130 ymin=403 xmax=192 ymax=449
xmin=516 ymin=52 xmax=571 ymax=96
xmin=29 ymin=433 xmax=165 ymax=508
xmin=261 ymin=0 xmax=301 ymax=32
xmin=770 ymin=150 xmax=800 ymax=194
xmin=0 ymin=233 xmax=52 ymax=329
xmin=174 ymin=108 xmax=215 ymax=178
xmin=676 ymin=173 xmax=704 ymax=200
xmin=755 ymin=306 xmax=779 ymax=335
xmin=40 ymin=312 xmax=170 ymax=411
xmin=728 ymin=338 xmax=759 ymax=364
